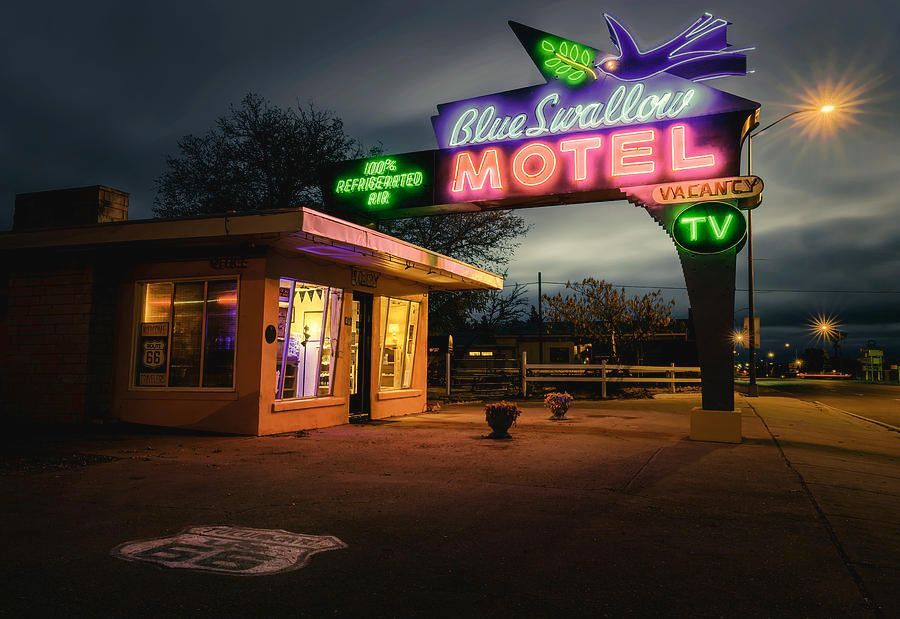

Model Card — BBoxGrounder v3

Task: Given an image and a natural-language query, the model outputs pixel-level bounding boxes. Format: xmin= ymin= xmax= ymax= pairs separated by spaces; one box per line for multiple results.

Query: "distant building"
xmin=859 ymin=343 xmax=885 ymax=382
xmin=432 ymin=318 xmax=698 ymax=366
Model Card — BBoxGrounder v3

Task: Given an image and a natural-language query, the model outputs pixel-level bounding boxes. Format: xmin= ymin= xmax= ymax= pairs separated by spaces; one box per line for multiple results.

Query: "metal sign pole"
xmin=747 ymin=135 xmax=758 ymax=397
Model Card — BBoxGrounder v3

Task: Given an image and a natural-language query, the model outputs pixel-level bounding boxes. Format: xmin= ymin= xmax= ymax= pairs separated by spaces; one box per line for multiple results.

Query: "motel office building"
xmin=0 ymin=187 xmax=501 ymax=434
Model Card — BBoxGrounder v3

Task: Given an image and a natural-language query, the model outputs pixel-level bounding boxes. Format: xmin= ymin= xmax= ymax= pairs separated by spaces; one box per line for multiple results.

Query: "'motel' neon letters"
xmin=444 ymin=122 xmax=719 ymax=202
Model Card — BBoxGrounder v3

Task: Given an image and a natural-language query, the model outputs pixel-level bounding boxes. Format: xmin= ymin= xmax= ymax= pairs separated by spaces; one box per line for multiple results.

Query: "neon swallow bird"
xmin=598 ymin=13 xmax=752 ymax=82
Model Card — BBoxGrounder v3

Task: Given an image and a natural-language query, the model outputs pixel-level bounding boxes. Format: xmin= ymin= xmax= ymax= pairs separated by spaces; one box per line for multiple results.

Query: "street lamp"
xmin=811 ymin=315 xmax=840 ymax=342
xmin=744 ymin=104 xmax=837 ymax=396
xmin=810 ymin=315 xmax=845 ymax=373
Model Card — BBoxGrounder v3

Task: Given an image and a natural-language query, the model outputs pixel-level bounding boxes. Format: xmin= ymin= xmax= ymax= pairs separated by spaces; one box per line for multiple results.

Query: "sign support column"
xmin=633 ymin=194 xmax=748 ymax=443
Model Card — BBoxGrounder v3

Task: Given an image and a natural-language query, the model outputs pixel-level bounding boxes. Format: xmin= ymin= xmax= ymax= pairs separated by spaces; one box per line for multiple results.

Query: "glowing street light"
xmin=750 ymin=104 xmax=838 ymax=139
xmin=810 ymin=315 xmax=840 ymax=342
xmin=810 ymin=314 xmax=846 ymax=373
xmin=744 ymin=95 xmax=858 ymax=397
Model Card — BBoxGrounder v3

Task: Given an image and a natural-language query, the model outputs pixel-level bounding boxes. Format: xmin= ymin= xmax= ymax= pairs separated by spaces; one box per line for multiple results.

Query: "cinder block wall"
xmin=1 ymin=185 xmax=128 ymax=425
xmin=13 ymin=185 xmax=129 ymax=230
xmin=2 ymin=259 xmax=119 ymax=424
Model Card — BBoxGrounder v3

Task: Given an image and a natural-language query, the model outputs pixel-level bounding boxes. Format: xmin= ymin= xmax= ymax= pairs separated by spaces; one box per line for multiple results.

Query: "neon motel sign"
xmin=323 ymin=13 xmax=762 ymax=416
xmin=328 ymin=152 xmax=435 ymax=212
xmin=672 ymin=201 xmax=747 ymax=254
xmin=444 ymin=83 xmax=697 ymax=148
xmin=440 ymin=121 xmax=726 ymax=203
xmin=325 ymin=13 xmax=761 ymax=254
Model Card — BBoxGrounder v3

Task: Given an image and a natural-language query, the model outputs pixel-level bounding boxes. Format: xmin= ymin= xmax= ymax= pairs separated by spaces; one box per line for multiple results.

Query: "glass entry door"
xmin=275 ymin=279 xmax=343 ymax=401
xmin=349 ymin=292 xmax=373 ymax=421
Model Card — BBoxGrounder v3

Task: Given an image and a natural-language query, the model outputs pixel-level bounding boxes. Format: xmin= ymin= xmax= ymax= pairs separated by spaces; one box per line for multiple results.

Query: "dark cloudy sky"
xmin=2 ymin=0 xmax=898 ymax=359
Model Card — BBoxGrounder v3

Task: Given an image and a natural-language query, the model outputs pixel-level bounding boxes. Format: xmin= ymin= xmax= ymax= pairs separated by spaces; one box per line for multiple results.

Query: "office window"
xmin=134 ymin=278 xmax=238 ymax=388
xmin=379 ymin=298 xmax=421 ymax=391
xmin=275 ymin=279 xmax=344 ymax=400
xmin=204 ymin=280 xmax=239 ymax=387
xmin=170 ymin=282 xmax=204 ymax=387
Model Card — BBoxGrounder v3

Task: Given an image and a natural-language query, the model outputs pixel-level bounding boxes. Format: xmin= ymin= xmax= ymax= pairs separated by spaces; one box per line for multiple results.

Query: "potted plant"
xmin=544 ymin=392 xmax=574 ymax=420
xmin=484 ymin=401 xmax=521 ymax=439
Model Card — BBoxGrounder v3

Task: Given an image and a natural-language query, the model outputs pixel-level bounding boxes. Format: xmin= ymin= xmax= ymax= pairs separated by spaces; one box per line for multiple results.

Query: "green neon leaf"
xmin=537 ymin=36 xmax=597 ymax=86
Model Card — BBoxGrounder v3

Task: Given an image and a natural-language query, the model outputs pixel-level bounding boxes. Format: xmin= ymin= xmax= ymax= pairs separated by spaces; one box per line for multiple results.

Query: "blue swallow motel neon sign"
xmin=325 ymin=12 xmax=761 ymax=238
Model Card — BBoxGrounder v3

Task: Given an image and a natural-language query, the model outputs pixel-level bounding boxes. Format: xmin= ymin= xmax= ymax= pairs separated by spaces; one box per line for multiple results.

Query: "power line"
xmin=503 ymin=281 xmax=900 ymax=294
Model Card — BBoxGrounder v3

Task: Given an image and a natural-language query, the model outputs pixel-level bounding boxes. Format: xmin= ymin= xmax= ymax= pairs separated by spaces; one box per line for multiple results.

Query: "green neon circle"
xmin=672 ymin=201 xmax=747 ymax=254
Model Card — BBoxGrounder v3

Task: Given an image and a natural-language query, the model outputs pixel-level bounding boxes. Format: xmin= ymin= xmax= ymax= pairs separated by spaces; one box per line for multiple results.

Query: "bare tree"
xmin=378 ymin=211 xmax=529 ymax=272
xmin=543 ymin=278 xmax=674 ymax=360
xmin=476 ymin=282 xmax=529 ymax=331
xmin=154 ymin=93 xmax=530 ymax=334
xmin=154 ymin=93 xmax=367 ymax=217
xmin=380 ymin=212 xmax=530 ymax=334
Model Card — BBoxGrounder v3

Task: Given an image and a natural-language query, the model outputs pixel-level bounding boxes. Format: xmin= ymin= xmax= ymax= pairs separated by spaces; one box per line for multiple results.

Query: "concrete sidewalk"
xmin=1 ymin=395 xmax=897 ymax=616
xmin=745 ymin=395 xmax=900 ymax=615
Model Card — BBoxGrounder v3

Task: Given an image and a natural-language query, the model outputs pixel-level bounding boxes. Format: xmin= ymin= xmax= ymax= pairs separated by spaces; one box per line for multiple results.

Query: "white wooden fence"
xmin=520 ymin=351 xmax=701 ymax=398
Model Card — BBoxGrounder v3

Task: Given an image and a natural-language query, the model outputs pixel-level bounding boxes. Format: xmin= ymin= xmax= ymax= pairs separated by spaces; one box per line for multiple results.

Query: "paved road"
xmin=2 ymin=397 xmax=897 ymax=616
xmin=747 ymin=379 xmax=900 ymax=429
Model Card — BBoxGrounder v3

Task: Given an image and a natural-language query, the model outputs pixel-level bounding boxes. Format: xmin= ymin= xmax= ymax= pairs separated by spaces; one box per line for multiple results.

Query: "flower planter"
xmin=548 ymin=406 xmax=570 ymax=420
xmin=544 ymin=392 xmax=574 ymax=421
xmin=484 ymin=401 xmax=521 ymax=439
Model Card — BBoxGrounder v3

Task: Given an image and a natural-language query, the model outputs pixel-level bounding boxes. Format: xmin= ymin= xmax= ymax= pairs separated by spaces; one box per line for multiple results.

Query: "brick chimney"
xmin=13 ymin=185 xmax=129 ymax=230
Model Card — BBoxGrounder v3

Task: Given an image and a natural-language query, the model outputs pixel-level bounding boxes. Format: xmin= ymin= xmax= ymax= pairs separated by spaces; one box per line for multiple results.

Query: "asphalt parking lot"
xmin=2 ymin=395 xmax=898 ymax=617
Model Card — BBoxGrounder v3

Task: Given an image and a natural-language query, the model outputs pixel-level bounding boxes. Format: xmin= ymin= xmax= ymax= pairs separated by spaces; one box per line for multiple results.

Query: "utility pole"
xmin=538 ymin=271 xmax=544 ymax=363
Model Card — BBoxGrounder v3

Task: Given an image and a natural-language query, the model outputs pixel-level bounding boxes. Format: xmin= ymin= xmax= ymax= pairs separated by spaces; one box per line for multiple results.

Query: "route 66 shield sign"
xmin=142 ymin=340 xmax=165 ymax=369
xmin=111 ymin=525 xmax=347 ymax=576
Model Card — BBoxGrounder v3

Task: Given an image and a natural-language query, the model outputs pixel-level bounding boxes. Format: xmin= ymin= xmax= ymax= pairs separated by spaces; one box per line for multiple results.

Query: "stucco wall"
xmin=111 ymin=256 xmax=266 ymax=435
xmin=93 ymin=248 xmax=432 ymax=436
xmin=258 ymin=250 xmax=430 ymax=434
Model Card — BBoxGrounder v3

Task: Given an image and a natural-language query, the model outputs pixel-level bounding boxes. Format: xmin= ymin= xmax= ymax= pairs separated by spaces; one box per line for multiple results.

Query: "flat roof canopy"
xmin=0 ymin=207 xmax=502 ymax=291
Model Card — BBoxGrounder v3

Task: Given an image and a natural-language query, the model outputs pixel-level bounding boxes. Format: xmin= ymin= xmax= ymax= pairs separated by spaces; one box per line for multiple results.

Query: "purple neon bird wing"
xmin=671 ymin=14 xmax=730 ymax=57
xmin=602 ymin=12 xmax=750 ymax=81
xmin=604 ymin=15 xmax=640 ymax=59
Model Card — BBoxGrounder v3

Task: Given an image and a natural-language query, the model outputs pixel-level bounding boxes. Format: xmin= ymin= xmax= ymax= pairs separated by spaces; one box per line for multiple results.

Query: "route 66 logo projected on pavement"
xmin=111 ymin=526 xmax=347 ymax=576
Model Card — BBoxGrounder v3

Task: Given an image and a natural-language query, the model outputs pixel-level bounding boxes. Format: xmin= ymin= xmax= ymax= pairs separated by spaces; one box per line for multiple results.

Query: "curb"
xmin=813 ymin=400 xmax=900 ymax=433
